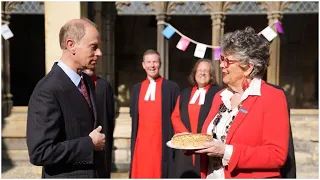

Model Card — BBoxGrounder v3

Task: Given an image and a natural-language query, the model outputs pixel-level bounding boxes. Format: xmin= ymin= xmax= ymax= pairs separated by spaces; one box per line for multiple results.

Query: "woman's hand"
xmin=195 ymin=140 xmax=226 ymax=157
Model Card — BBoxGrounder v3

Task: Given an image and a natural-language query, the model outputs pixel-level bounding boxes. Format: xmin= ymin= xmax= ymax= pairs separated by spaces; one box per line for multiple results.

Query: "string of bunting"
xmin=160 ymin=20 xmax=284 ymax=59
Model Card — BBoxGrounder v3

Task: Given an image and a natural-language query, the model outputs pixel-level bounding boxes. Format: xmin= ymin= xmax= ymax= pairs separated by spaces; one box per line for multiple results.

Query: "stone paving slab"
xmin=1 ymin=161 xmax=130 ymax=179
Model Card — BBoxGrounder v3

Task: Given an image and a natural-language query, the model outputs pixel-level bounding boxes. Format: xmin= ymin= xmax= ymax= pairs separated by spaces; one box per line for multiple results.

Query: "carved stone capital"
xmin=211 ymin=12 xmax=225 ymax=27
xmin=2 ymin=1 xmax=22 ymax=14
xmin=2 ymin=1 xmax=22 ymax=24
xmin=156 ymin=13 xmax=166 ymax=22
xmin=144 ymin=2 xmax=167 ymax=14
xmin=267 ymin=11 xmax=283 ymax=25
xmin=201 ymin=1 xmax=239 ymax=14
xmin=115 ymin=1 xmax=130 ymax=12
xmin=260 ymin=1 xmax=290 ymax=23
xmin=145 ymin=1 xmax=184 ymax=15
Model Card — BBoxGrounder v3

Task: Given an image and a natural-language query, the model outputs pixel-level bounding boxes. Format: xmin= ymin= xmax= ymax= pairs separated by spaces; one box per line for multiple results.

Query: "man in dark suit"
xmin=83 ymin=68 xmax=116 ymax=178
xmin=26 ymin=18 xmax=107 ymax=178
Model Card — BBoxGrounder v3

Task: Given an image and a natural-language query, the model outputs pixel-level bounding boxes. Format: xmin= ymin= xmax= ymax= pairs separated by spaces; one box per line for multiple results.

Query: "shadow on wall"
xmin=1 ymin=107 xmax=14 ymax=173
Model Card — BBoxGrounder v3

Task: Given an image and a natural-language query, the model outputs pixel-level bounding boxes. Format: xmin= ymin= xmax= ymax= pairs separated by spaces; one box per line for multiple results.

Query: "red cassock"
xmin=131 ymin=77 xmax=163 ymax=178
xmin=200 ymin=81 xmax=289 ymax=178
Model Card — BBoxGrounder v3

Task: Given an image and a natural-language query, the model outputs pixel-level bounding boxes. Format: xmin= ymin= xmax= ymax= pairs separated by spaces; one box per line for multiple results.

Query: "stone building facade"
xmin=1 ymin=1 xmax=319 ymax=178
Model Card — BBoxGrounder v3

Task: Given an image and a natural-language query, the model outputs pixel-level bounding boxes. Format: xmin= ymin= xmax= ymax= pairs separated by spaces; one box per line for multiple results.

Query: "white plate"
xmin=166 ymin=140 xmax=206 ymax=150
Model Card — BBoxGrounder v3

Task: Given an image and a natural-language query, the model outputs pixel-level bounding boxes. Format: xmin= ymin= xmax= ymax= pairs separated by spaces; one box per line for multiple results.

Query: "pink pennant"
xmin=275 ymin=21 xmax=284 ymax=34
xmin=176 ymin=37 xmax=190 ymax=51
xmin=214 ymin=47 xmax=221 ymax=60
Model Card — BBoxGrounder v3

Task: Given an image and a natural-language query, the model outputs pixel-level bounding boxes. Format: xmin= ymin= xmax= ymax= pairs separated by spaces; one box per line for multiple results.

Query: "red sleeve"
xmin=227 ymin=89 xmax=289 ymax=171
xmin=171 ymin=96 xmax=189 ymax=134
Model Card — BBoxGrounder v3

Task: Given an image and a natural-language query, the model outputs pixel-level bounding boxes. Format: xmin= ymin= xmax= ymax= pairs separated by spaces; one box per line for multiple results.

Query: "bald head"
xmin=59 ymin=18 xmax=97 ymax=49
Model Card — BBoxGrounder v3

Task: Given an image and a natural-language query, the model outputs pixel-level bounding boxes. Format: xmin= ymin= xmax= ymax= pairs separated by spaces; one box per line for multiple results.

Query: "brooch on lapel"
xmin=239 ymin=108 xmax=248 ymax=114
xmin=238 ymin=103 xmax=248 ymax=114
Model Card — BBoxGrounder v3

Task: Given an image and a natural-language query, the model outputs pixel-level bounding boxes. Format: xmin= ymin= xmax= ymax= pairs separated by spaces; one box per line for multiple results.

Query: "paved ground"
xmin=2 ymin=161 xmax=318 ymax=179
xmin=1 ymin=161 xmax=129 ymax=179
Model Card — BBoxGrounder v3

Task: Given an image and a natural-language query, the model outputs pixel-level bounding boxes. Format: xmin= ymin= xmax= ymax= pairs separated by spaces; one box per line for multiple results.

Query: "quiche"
xmin=171 ymin=133 xmax=212 ymax=148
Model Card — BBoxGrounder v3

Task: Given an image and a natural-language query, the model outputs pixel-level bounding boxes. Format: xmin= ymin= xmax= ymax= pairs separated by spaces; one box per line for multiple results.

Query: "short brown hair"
xmin=142 ymin=49 xmax=161 ymax=62
xmin=59 ymin=18 xmax=97 ymax=49
xmin=188 ymin=59 xmax=217 ymax=86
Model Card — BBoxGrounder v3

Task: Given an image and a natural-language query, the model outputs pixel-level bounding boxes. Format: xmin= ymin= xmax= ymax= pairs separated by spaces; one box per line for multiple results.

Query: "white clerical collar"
xmin=189 ymin=87 xmax=206 ymax=105
xmin=144 ymin=78 xmax=156 ymax=101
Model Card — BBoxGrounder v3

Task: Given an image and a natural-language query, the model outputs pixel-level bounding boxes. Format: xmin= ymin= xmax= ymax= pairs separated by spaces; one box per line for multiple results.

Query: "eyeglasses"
xmin=220 ymin=55 xmax=239 ymax=68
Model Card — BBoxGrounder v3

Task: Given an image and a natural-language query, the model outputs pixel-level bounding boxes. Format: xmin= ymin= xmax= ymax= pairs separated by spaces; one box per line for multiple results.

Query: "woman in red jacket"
xmin=195 ymin=27 xmax=289 ymax=178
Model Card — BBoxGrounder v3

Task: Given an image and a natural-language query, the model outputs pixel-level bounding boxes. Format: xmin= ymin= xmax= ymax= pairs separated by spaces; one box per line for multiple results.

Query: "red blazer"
xmin=200 ymin=80 xmax=289 ymax=178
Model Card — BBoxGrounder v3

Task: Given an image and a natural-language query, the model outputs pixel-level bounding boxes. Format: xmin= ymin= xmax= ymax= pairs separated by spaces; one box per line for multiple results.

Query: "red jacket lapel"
xmin=226 ymin=80 xmax=265 ymax=143
xmin=225 ymin=95 xmax=259 ymax=144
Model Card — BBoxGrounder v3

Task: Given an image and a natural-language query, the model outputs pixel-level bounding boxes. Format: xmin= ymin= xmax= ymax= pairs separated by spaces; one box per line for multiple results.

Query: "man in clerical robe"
xmin=129 ymin=49 xmax=180 ymax=178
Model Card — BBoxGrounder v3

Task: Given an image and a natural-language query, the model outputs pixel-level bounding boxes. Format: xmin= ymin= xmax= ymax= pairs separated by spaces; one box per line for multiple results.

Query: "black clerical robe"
xmin=94 ymin=75 xmax=115 ymax=178
xmin=172 ymin=85 xmax=221 ymax=178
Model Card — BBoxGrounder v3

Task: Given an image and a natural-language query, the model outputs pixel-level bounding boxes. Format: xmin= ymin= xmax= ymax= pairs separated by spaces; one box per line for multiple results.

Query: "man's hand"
xmin=89 ymin=126 xmax=105 ymax=151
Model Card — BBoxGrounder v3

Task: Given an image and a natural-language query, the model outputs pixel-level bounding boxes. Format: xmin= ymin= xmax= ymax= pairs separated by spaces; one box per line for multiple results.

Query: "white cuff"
xmin=222 ymin=145 xmax=233 ymax=166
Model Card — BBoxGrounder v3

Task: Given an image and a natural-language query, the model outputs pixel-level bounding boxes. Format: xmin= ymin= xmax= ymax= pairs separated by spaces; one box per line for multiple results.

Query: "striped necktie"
xmin=80 ymin=78 xmax=92 ymax=109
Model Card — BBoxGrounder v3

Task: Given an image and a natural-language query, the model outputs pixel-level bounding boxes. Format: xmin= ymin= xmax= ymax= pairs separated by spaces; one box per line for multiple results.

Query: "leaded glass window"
xmin=11 ymin=1 xmax=44 ymax=15
xmin=226 ymin=2 xmax=267 ymax=15
xmin=169 ymin=2 xmax=209 ymax=15
xmin=283 ymin=1 xmax=318 ymax=14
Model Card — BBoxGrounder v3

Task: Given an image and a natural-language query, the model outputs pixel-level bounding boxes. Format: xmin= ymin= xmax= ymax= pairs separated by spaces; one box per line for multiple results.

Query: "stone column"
xmin=96 ymin=2 xmax=116 ymax=88
xmin=211 ymin=12 xmax=225 ymax=86
xmin=267 ymin=11 xmax=282 ymax=85
xmin=93 ymin=2 xmax=103 ymax=76
xmin=44 ymin=2 xmax=81 ymax=74
xmin=156 ymin=14 xmax=169 ymax=79
xmin=1 ymin=2 xmax=14 ymax=118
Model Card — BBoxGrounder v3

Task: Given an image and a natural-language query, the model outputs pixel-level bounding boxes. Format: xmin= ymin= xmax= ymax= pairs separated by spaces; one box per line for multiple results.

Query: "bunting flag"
xmin=275 ymin=21 xmax=284 ymax=34
xmin=1 ymin=24 xmax=14 ymax=40
xmin=176 ymin=36 xmax=190 ymax=51
xmin=260 ymin=26 xmax=277 ymax=41
xmin=159 ymin=20 xmax=284 ymax=59
xmin=213 ymin=47 xmax=221 ymax=61
xmin=194 ymin=43 xmax=207 ymax=58
xmin=162 ymin=25 xmax=176 ymax=39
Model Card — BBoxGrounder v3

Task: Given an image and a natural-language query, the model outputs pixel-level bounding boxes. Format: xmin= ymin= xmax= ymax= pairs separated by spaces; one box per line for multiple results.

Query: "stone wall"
xmin=290 ymin=109 xmax=319 ymax=178
xmin=1 ymin=107 xmax=319 ymax=178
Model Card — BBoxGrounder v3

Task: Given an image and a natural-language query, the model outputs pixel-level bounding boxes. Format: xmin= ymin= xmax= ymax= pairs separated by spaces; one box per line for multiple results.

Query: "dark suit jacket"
xmin=95 ymin=77 xmax=115 ymax=178
xmin=26 ymin=64 xmax=106 ymax=178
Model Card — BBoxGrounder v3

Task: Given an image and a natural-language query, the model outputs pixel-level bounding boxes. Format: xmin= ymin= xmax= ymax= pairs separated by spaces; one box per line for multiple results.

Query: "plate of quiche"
xmin=167 ymin=133 xmax=213 ymax=150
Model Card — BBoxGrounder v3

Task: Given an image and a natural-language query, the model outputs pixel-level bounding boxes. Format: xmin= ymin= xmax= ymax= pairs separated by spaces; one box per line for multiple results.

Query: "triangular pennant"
xmin=176 ymin=37 xmax=190 ymax=51
xmin=1 ymin=24 xmax=14 ymax=40
xmin=162 ymin=25 xmax=176 ymax=39
xmin=275 ymin=21 xmax=284 ymax=34
xmin=260 ymin=26 xmax=277 ymax=41
xmin=194 ymin=43 xmax=207 ymax=58
xmin=213 ymin=47 xmax=221 ymax=61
